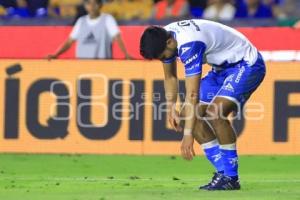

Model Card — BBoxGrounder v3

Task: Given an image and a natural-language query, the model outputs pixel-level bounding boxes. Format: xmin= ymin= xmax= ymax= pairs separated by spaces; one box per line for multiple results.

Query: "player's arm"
xmin=113 ymin=34 xmax=132 ymax=60
xmin=163 ymin=60 xmax=182 ymax=132
xmin=181 ymin=74 xmax=201 ymax=160
xmin=184 ymin=75 xmax=201 ymax=133
xmin=179 ymin=41 xmax=206 ymax=160
xmin=46 ymin=38 xmax=75 ymax=60
xmin=106 ymin=14 xmax=132 ymax=60
xmin=46 ymin=18 xmax=82 ymax=60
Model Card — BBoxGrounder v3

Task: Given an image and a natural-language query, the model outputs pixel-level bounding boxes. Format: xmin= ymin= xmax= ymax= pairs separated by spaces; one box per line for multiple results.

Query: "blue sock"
xmin=202 ymin=139 xmax=224 ymax=173
xmin=220 ymin=144 xmax=239 ymax=179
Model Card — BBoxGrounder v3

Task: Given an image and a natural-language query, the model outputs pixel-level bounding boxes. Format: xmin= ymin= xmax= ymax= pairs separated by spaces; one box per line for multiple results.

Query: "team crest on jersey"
xmin=223 ymin=83 xmax=235 ymax=92
xmin=181 ymin=47 xmax=191 ymax=54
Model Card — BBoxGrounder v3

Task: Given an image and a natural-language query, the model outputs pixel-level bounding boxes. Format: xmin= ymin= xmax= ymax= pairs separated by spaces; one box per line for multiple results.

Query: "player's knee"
xmin=192 ymin=120 xmax=212 ymax=143
xmin=197 ymin=104 xmax=208 ymax=118
xmin=204 ymin=107 xmax=228 ymax=126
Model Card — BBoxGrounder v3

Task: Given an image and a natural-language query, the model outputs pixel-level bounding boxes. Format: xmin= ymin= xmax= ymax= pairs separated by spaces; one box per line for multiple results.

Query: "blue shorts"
xmin=199 ymin=53 xmax=266 ymax=107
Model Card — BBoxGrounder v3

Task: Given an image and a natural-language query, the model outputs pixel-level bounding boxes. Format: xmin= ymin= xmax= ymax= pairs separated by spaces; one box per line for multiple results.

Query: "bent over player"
xmin=140 ymin=19 xmax=266 ymax=190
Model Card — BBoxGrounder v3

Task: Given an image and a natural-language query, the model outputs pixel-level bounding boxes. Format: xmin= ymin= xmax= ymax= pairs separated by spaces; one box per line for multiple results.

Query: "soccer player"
xmin=47 ymin=0 xmax=131 ymax=59
xmin=139 ymin=19 xmax=266 ymax=190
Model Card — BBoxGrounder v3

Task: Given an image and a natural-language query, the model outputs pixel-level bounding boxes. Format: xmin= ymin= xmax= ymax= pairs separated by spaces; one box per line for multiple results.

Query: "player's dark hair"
xmin=140 ymin=26 xmax=170 ymax=60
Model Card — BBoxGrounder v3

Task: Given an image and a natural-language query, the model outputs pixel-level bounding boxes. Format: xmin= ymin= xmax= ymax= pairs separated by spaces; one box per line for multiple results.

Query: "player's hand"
xmin=167 ymin=109 xmax=182 ymax=132
xmin=181 ymin=135 xmax=195 ymax=161
xmin=46 ymin=54 xmax=58 ymax=61
xmin=125 ymin=53 xmax=133 ymax=60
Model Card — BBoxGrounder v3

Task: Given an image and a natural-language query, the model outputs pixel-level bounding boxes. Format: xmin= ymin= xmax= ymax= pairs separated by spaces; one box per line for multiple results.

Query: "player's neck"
xmin=89 ymin=12 xmax=101 ymax=19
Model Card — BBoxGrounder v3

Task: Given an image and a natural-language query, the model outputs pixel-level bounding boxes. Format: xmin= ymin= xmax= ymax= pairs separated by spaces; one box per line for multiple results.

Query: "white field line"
xmin=0 ymin=177 xmax=300 ymax=183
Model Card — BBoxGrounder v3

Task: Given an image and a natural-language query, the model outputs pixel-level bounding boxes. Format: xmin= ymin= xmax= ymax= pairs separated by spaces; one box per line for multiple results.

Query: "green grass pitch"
xmin=0 ymin=154 xmax=300 ymax=200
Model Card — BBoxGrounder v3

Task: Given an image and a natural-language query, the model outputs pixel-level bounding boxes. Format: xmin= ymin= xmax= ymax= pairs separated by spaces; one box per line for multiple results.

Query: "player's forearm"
xmin=183 ymin=91 xmax=199 ymax=134
xmin=54 ymin=39 xmax=73 ymax=57
xmin=164 ymin=77 xmax=178 ymax=108
xmin=114 ymin=34 xmax=130 ymax=57
xmin=183 ymin=73 xmax=201 ymax=134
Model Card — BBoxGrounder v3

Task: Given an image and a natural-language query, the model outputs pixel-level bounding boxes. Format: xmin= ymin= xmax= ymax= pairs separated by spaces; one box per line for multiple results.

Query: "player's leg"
xmin=193 ymin=104 xmax=215 ymax=143
xmin=204 ymin=53 xmax=266 ymax=190
xmin=192 ymin=103 xmax=224 ymax=189
xmin=196 ymin=72 xmax=224 ymax=172
xmin=192 ymin=71 xmax=225 ymax=189
xmin=205 ymin=97 xmax=239 ymax=183
xmin=193 ymin=104 xmax=223 ymax=172
xmin=204 ymin=97 xmax=241 ymax=190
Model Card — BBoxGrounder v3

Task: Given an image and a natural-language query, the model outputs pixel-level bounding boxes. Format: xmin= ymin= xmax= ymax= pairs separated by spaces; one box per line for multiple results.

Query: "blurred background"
xmin=0 ymin=0 xmax=299 ymax=155
xmin=0 ymin=2 xmax=300 ymax=199
xmin=0 ymin=0 xmax=299 ymax=27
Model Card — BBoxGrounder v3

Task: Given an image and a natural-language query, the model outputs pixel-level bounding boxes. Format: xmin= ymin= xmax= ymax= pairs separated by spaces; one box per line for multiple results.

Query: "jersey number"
xmin=177 ymin=20 xmax=200 ymax=31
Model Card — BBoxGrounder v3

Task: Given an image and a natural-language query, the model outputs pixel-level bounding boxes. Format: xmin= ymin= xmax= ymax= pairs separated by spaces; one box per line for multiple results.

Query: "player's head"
xmin=84 ymin=0 xmax=102 ymax=16
xmin=140 ymin=26 xmax=177 ymax=61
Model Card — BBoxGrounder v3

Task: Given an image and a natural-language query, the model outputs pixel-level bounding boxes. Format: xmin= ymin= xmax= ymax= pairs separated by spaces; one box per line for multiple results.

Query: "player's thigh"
xmin=206 ymin=96 xmax=237 ymax=120
xmin=197 ymin=103 xmax=208 ymax=117
xmin=217 ymin=60 xmax=266 ymax=109
xmin=200 ymin=71 xmax=222 ymax=104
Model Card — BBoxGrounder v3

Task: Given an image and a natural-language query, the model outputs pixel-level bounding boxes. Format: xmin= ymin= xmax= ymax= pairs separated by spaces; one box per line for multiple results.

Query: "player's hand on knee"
xmin=181 ymin=135 xmax=195 ymax=161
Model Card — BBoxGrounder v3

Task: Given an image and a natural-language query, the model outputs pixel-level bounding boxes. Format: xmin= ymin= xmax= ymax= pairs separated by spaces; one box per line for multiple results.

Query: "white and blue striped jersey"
xmin=163 ymin=19 xmax=258 ymax=77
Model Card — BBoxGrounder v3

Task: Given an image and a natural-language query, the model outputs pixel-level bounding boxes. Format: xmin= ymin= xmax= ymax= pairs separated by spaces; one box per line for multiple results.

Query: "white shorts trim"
xmin=214 ymin=95 xmax=241 ymax=106
xmin=199 ymin=100 xmax=210 ymax=105
xmin=201 ymin=139 xmax=219 ymax=149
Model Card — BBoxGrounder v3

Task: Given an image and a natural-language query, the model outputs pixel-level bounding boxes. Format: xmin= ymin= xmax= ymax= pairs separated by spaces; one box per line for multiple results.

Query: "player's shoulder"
xmin=76 ymin=15 xmax=87 ymax=22
xmin=163 ymin=21 xmax=179 ymax=33
xmin=73 ymin=15 xmax=88 ymax=27
xmin=164 ymin=19 xmax=212 ymax=31
xmin=101 ymin=13 xmax=116 ymax=21
xmin=165 ymin=20 xmax=208 ymax=49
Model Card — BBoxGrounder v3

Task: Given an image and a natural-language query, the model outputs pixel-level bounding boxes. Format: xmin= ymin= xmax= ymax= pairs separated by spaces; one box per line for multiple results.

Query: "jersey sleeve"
xmin=179 ymin=41 xmax=206 ymax=77
xmin=105 ymin=14 xmax=120 ymax=39
xmin=69 ymin=18 xmax=82 ymax=40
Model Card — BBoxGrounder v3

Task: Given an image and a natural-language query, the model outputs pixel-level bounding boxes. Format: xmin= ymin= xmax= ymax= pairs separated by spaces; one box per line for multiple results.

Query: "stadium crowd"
xmin=0 ymin=0 xmax=299 ymax=21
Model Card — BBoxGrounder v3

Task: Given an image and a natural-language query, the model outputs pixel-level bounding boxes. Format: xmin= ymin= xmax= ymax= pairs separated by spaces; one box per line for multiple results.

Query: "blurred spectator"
xmin=121 ymin=0 xmax=153 ymax=20
xmin=48 ymin=0 xmax=81 ymax=18
xmin=1 ymin=0 xmax=299 ymax=21
xmin=152 ymin=0 xmax=189 ymax=20
xmin=0 ymin=5 xmax=6 ymax=16
xmin=0 ymin=0 xmax=17 ymax=8
xmin=8 ymin=0 xmax=30 ymax=18
xmin=1 ymin=0 xmax=30 ymax=18
xmin=203 ymin=0 xmax=235 ymax=21
xmin=26 ymin=0 xmax=48 ymax=17
xmin=263 ymin=0 xmax=286 ymax=18
xmin=188 ymin=0 xmax=207 ymax=18
xmin=101 ymin=0 xmax=122 ymax=19
xmin=235 ymin=0 xmax=273 ymax=18
xmin=0 ymin=0 xmax=48 ymax=17
xmin=47 ymin=0 xmax=131 ymax=59
xmin=279 ymin=0 xmax=300 ymax=18
xmin=102 ymin=0 xmax=152 ymax=20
